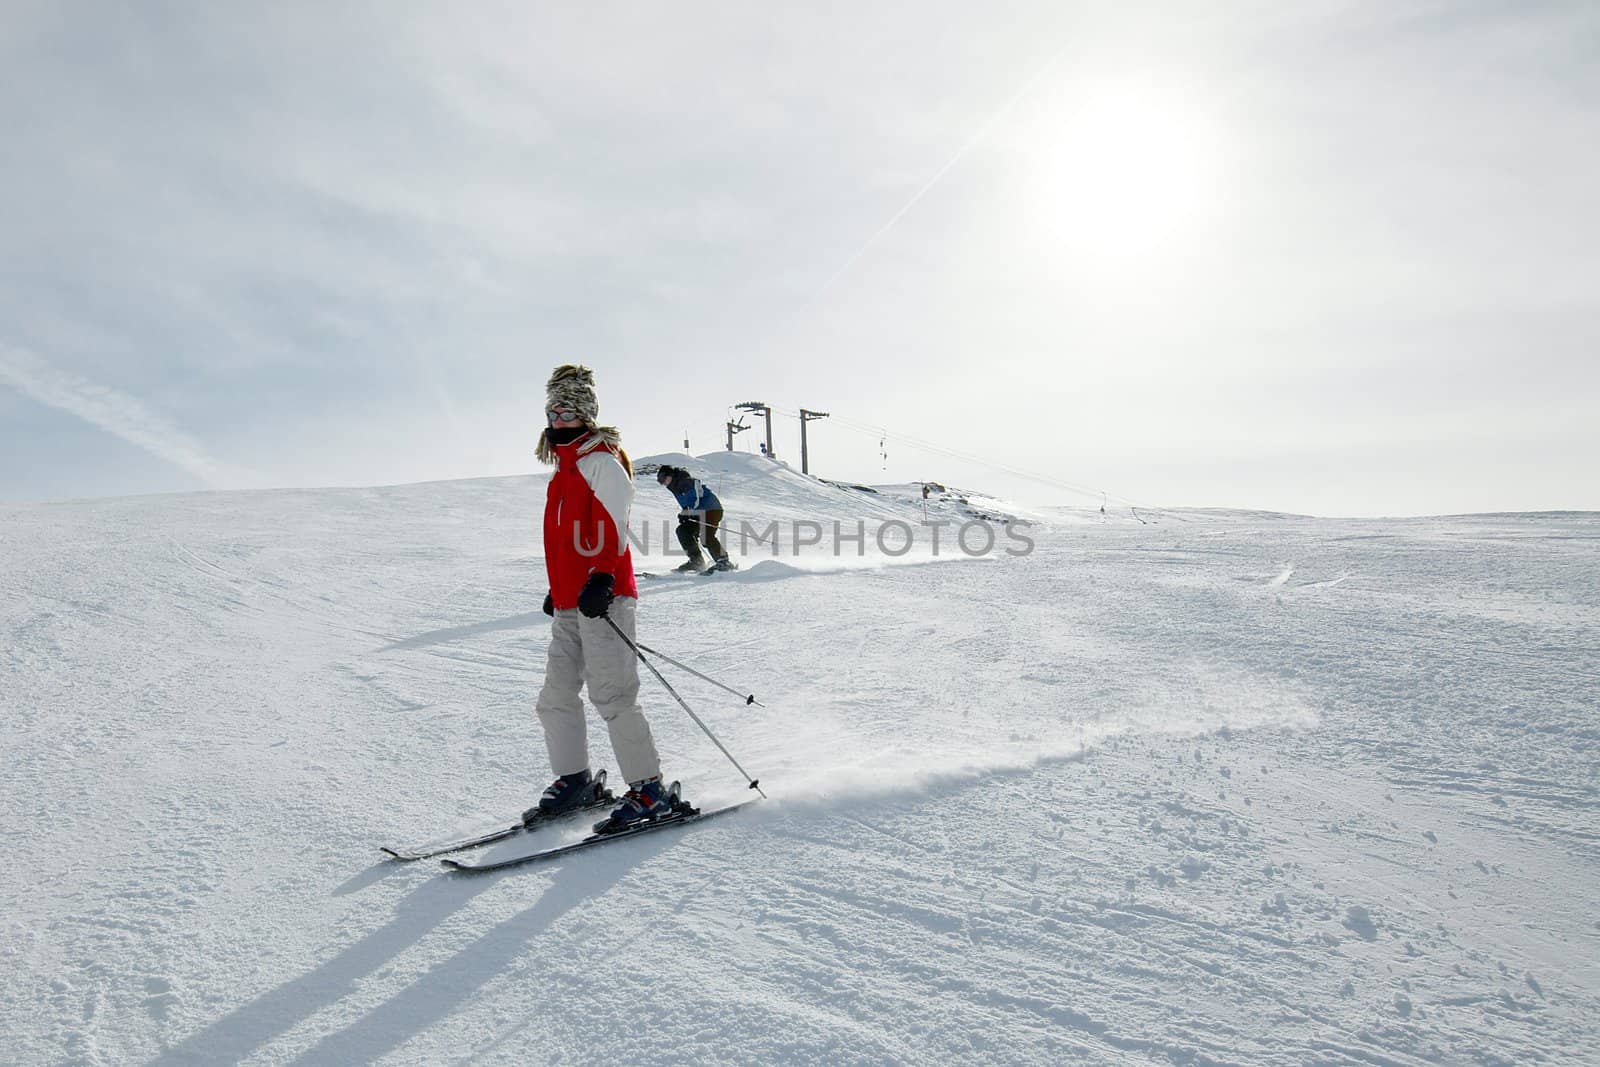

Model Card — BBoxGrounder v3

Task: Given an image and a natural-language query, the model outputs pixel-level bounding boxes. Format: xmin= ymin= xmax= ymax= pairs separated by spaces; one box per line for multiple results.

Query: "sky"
xmin=2 ymin=0 xmax=1596 ymax=516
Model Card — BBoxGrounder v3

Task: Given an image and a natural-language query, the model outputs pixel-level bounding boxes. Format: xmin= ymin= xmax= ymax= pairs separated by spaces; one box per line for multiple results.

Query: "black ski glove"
xmin=576 ymin=573 xmax=615 ymax=619
xmin=542 ymin=592 xmax=554 ymax=617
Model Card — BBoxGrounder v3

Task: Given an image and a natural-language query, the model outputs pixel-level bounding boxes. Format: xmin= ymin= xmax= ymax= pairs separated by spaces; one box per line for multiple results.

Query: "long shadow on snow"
xmin=378 ymin=557 xmax=978 ymax=654
xmin=374 ymin=563 xmax=817 ymax=654
xmin=379 ymin=611 xmax=548 ymax=652
xmin=331 ymin=858 xmax=408 ymax=897
xmin=152 ymin=744 xmax=1093 ymax=1064
xmin=287 ymin=832 xmax=686 ymax=1065
xmin=639 ymin=555 xmax=983 ymax=591
xmin=147 ymin=834 xmax=679 ymax=1067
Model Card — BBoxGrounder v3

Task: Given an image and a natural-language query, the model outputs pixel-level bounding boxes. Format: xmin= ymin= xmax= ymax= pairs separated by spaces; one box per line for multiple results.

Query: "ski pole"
xmin=730 ymin=519 xmax=777 ymax=548
xmin=631 ymin=640 xmax=765 ymax=707
xmin=606 ymin=616 xmax=767 ymax=798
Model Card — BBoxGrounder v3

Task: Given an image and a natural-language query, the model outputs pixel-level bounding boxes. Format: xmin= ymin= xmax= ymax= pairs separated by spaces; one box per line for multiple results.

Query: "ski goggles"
xmin=546 ymin=408 xmax=582 ymax=425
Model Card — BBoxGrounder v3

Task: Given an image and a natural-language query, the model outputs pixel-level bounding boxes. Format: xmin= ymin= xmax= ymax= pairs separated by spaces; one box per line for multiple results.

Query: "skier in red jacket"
xmin=529 ymin=365 xmax=677 ymax=833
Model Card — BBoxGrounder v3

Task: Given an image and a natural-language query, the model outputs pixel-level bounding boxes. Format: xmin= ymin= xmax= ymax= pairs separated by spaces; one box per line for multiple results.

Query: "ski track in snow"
xmin=2 ymin=458 xmax=1598 ymax=1065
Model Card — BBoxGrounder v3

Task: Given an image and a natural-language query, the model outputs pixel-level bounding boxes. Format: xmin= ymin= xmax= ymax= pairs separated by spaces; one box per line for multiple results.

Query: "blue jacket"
xmin=663 ymin=469 xmax=721 ymax=512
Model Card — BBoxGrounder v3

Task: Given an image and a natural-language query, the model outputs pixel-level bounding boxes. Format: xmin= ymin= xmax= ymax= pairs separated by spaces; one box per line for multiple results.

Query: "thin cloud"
xmin=0 ymin=343 xmax=248 ymax=489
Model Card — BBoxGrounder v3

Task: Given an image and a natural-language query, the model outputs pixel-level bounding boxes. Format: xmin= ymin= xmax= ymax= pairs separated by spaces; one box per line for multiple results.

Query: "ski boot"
xmin=592 ymin=777 xmax=686 ymax=834
xmin=710 ymin=556 xmax=738 ymax=572
xmin=524 ymin=768 xmax=613 ymax=825
xmin=673 ymin=555 xmax=709 ymax=574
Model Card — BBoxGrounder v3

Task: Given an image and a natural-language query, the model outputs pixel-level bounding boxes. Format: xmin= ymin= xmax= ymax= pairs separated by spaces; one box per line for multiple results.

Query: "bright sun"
xmin=1032 ymin=80 xmax=1222 ymax=268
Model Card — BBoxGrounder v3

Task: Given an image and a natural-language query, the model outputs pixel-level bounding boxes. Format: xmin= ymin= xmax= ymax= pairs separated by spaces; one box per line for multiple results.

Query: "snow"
xmin=3 ymin=452 xmax=1598 ymax=1064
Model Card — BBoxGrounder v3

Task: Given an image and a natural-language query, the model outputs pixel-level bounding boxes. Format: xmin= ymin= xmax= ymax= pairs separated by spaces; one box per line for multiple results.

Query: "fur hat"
xmin=545 ymin=364 xmax=599 ymax=424
xmin=536 ymin=364 xmax=622 ymax=465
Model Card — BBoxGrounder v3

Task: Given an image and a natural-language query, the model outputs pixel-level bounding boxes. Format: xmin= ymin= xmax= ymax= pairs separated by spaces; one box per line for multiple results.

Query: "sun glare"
xmin=1031 ymin=80 xmax=1223 ymax=269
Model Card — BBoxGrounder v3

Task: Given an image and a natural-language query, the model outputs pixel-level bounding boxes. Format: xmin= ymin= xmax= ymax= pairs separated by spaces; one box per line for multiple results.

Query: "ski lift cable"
xmin=772 ymin=404 xmax=1118 ymax=502
xmin=729 ymin=27 xmax=1074 ymax=385
xmin=679 ymin=405 xmax=1182 ymax=521
xmin=823 ymin=413 xmax=1116 ymax=504
xmin=738 ymin=405 xmax=1168 ymax=516
xmin=834 ymin=415 xmax=1188 ymax=523
xmin=807 ymin=34 xmax=1075 ymax=304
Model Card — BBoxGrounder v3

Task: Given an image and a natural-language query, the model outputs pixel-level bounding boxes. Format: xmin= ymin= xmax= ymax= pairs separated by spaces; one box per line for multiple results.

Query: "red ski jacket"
xmin=544 ymin=432 xmax=638 ymax=610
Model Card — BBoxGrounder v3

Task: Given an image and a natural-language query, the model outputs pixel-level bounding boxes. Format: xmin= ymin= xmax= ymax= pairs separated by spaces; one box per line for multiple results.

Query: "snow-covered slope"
xmin=3 ymin=457 xmax=1597 ymax=1064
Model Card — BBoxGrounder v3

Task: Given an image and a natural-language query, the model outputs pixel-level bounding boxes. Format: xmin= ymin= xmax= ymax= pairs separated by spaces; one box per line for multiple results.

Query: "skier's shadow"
xmin=377 ymin=611 xmax=548 ymax=653
xmin=330 ymin=859 xmax=406 ymax=896
xmin=147 ymin=835 xmax=680 ymax=1066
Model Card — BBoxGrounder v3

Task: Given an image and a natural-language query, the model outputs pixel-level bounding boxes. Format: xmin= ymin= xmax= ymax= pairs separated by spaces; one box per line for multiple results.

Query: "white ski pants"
xmin=536 ymin=597 xmax=662 ymax=786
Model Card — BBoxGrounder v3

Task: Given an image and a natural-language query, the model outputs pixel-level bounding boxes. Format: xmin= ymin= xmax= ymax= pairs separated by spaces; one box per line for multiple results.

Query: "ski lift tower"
xmin=798 ymin=408 xmax=829 ymax=475
xmin=725 ymin=416 xmax=750 ymax=451
xmin=735 ymin=401 xmax=774 ymax=459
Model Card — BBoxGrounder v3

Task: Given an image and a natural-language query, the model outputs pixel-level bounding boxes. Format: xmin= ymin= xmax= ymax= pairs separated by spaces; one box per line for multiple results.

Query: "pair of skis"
xmin=379 ymin=794 xmax=616 ymax=862
xmin=638 ymin=563 xmax=738 ymax=579
xmin=382 ymin=773 xmax=758 ymax=873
